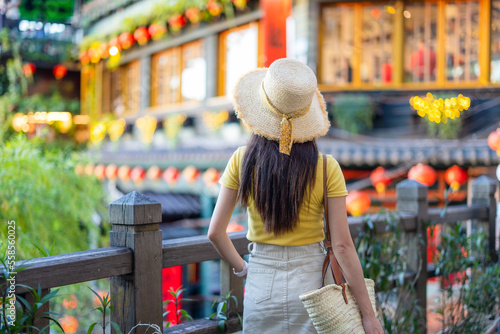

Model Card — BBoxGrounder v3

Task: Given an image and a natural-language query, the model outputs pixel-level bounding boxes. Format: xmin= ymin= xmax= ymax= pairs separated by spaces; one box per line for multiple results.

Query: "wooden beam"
xmin=437 ymin=1 xmax=446 ymax=85
xmin=164 ymin=317 xmax=242 ymax=333
xmin=393 ymin=1 xmax=405 ymax=85
xmin=162 ymin=231 xmax=250 ymax=268
xmin=119 ymin=11 xmax=263 ymax=65
xmin=14 ymin=247 xmax=133 ymax=293
xmin=479 ymin=0 xmax=492 ymax=85
xmin=109 ymin=191 xmax=163 ymax=333
xmin=352 ymin=4 xmax=363 ymax=87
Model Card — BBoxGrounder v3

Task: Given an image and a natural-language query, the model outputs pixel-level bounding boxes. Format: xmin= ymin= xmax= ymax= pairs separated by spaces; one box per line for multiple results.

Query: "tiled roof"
xmin=318 ymin=138 xmax=499 ymax=168
xmin=96 ymin=138 xmax=498 ymax=169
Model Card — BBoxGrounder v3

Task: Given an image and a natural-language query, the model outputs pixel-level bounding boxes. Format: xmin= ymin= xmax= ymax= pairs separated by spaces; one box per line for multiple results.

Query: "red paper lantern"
xmin=75 ymin=164 xmax=84 ymax=176
xmin=147 ymin=166 xmax=163 ymax=181
xmin=148 ymin=23 xmax=167 ymax=40
xmin=131 ymin=166 xmax=146 ymax=184
xmin=98 ymin=42 xmax=110 ymax=59
xmin=133 ymin=27 xmax=150 ymax=45
xmin=445 ymin=165 xmax=467 ymax=190
xmin=53 ymin=65 xmax=67 ymax=80
xmin=118 ymin=165 xmax=131 ymax=182
xmin=84 ymin=163 xmax=94 ymax=176
xmin=109 ymin=37 xmax=121 ymax=50
xmin=163 ymin=167 xmax=180 ymax=184
xmin=118 ymin=32 xmax=135 ymax=50
xmin=487 ymin=128 xmax=500 ymax=151
xmin=183 ymin=166 xmax=200 ymax=183
xmin=168 ymin=14 xmax=186 ymax=32
xmin=94 ymin=164 xmax=106 ymax=181
xmin=105 ymin=164 xmax=118 ymax=180
xmin=22 ymin=63 xmax=36 ymax=77
xmin=203 ymin=168 xmax=220 ymax=186
xmin=408 ymin=163 xmax=437 ymax=186
xmin=370 ymin=167 xmax=392 ymax=193
xmin=346 ymin=191 xmax=371 ymax=217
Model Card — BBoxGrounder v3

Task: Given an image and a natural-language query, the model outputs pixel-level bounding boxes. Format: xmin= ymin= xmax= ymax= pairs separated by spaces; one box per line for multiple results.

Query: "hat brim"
xmin=232 ymin=68 xmax=330 ymax=143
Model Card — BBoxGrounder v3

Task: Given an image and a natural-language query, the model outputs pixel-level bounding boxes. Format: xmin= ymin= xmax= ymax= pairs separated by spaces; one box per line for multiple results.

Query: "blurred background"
xmin=1 ymin=0 xmax=500 ymax=332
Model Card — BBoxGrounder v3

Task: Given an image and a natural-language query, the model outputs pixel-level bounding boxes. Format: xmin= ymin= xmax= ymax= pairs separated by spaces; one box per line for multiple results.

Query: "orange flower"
xmin=92 ymin=290 xmax=110 ymax=308
xmin=62 ymin=294 xmax=78 ymax=309
xmin=59 ymin=315 xmax=78 ymax=333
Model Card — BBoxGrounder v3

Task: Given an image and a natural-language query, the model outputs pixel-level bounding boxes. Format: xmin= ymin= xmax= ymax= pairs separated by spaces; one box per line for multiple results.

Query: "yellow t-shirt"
xmin=219 ymin=146 xmax=348 ymax=246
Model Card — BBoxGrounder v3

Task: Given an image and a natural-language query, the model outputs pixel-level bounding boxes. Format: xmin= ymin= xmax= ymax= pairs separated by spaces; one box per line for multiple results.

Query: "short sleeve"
xmin=326 ymin=155 xmax=348 ymax=197
xmin=219 ymin=147 xmax=244 ymax=190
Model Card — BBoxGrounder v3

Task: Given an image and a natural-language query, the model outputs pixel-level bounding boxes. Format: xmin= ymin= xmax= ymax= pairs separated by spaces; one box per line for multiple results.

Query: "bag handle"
xmin=322 ymin=154 xmax=348 ymax=304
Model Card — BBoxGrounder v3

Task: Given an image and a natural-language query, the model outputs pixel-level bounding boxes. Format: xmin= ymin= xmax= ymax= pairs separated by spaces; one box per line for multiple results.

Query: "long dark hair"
xmin=238 ymin=134 xmax=318 ymax=236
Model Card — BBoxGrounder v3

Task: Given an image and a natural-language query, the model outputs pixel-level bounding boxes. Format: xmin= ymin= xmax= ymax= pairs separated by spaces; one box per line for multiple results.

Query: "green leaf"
xmin=87 ymin=323 xmax=98 ymax=334
xmin=218 ymin=320 xmax=225 ymax=334
xmin=110 ymin=321 xmax=123 ymax=334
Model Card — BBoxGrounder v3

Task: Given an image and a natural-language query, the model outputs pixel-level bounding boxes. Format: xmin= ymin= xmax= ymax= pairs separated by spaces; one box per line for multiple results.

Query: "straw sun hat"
xmin=232 ymin=58 xmax=330 ymax=155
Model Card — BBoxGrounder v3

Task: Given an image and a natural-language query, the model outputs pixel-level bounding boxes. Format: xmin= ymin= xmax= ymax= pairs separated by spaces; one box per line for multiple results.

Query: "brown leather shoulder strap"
xmin=322 ymin=154 xmax=347 ymax=301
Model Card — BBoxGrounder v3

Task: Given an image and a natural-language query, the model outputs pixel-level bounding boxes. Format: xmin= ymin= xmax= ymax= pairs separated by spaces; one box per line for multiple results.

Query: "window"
xmin=219 ymin=23 xmax=259 ymax=97
xmin=361 ymin=5 xmax=394 ymax=84
xmin=181 ymin=40 xmax=206 ymax=102
xmin=110 ymin=68 xmax=125 ymax=115
xmin=491 ymin=0 xmax=500 ymax=82
xmin=320 ymin=5 xmax=355 ymax=85
xmin=151 ymin=48 xmax=181 ymax=106
xmin=320 ymin=0 xmax=488 ymax=87
xmin=404 ymin=3 xmax=438 ymax=83
xmin=445 ymin=1 xmax=480 ymax=82
xmin=123 ymin=60 xmax=140 ymax=114
xmin=150 ymin=40 xmax=206 ymax=106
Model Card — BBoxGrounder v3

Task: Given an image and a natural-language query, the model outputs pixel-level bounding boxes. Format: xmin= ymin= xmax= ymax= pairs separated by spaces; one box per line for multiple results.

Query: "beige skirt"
xmin=243 ymin=242 xmax=332 ymax=334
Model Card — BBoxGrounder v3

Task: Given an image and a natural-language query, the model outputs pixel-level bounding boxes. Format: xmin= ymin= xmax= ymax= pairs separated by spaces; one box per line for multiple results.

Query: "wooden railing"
xmin=14 ymin=176 xmax=498 ymax=334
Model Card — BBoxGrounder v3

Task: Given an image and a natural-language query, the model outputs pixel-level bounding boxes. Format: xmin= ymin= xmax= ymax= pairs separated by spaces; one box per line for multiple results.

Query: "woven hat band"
xmin=259 ymin=82 xmax=311 ymax=155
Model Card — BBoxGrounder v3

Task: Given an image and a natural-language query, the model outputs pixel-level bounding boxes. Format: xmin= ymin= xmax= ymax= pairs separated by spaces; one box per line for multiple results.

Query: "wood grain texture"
xmin=163 ymin=317 xmax=242 ymax=334
xmin=109 ymin=191 xmax=162 ymax=225
xmin=133 ymin=230 xmax=163 ymax=332
xmin=162 ymin=231 xmax=250 ymax=268
xmin=427 ymin=205 xmax=489 ymax=225
xmin=110 ymin=191 xmax=163 ymax=334
xmin=396 ymin=179 xmax=428 ymax=333
xmin=470 ymin=176 xmax=498 ymax=263
xmin=15 ymin=247 xmax=133 ymax=293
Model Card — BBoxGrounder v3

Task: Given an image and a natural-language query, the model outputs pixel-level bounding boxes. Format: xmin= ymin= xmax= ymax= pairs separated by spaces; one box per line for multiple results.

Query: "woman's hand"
xmin=362 ymin=316 xmax=384 ymax=334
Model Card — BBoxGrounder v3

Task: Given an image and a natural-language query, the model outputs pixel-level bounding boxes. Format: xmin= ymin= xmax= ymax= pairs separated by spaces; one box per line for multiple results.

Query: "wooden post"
xmin=20 ymin=288 xmax=50 ymax=332
xmin=470 ymin=176 xmax=498 ymax=263
xmin=220 ymin=260 xmax=244 ymax=315
xmin=109 ymin=191 xmax=163 ymax=333
xmin=396 ymin=179 xmax=428 ymax=332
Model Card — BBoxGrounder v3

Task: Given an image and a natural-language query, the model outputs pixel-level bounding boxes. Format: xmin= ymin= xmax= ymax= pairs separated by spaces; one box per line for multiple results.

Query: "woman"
xmin=208 ymin=59 xmax=383 ymax=333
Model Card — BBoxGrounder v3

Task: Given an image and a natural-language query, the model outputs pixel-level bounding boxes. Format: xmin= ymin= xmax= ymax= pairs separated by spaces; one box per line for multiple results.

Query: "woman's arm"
xmin=327 ymin=196 xmax=383 ymax=334
xmin=208 ymin=185 xmax=246 ymax=273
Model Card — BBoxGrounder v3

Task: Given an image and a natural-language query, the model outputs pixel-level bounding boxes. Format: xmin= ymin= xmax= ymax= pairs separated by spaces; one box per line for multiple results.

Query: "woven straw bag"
xmin=299 ymin=155 xmax=376 ymax=334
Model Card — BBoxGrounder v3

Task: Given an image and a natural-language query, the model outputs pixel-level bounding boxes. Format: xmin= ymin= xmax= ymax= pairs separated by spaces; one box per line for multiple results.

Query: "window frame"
xmin=318 ymin=0 xmax=495 ymax=91
xmin=218 ymin=21 xmax=261 ymax=97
